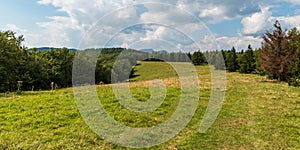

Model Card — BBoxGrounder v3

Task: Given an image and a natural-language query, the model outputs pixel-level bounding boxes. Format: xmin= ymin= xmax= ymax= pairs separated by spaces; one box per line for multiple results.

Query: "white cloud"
xmin=121 ymin=42 xmax=129 ymax=49
xmin=216 ymin=36 xmax=262 ymax=50
xmin=282 ymin=0 xmax=300 ymax=5
xmin=36 ymin=16 xmax=83 ymax=47
xmin=176 ymin=0 xmax=261 ymax=23
xmin=141 ymin=26 xmax=166 ymax=41
xmin=241 ymin=6 xmax=300 ymax=37
xmin=34 ymin=0 xmax=262 ymax=48
xmin=241 ymin=7 xmax=272 ymax=36
xmin=6 ymin=24 xmax=28 ymax=33
xmin=106 ymin=24 xmax=197 ymax=52
xmin=198 ymin=5 xmax=239 ymax=24
xmin=276 ymin=15 xmax=300 ymax=29
xmin=18 ymin=0 xmax=295 ymax=51
xmin=5 ymin=24 xmax=46 ymax=47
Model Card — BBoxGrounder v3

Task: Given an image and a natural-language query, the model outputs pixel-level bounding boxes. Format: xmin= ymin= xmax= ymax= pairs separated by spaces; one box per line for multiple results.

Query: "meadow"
xmin=0 ymin=61 xmax=299 ymax=149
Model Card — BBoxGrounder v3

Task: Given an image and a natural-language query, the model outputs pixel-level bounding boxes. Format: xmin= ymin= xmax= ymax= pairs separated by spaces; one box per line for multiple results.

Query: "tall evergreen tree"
xmin=288 ymin=27 xmax=300 ymax=86
xmin=239 ymin=45 xmax=256 ymax=73
xmin=290 ymin=56 xmax=300 ymax=86
xmin=226 ymin=47 xmax=239 ymax=72
xmin=253 ymin=48 xmax=264 ymax=75
xmin=260 ymin=20 xmax=296 ymax=81
xmin=187 ymin=52 xmax=192 ymax=61
xmin=192 ymin=51 xmax=206 ymax=65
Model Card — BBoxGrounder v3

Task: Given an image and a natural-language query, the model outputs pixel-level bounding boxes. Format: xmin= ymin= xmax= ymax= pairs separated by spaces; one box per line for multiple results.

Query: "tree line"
xmin=200 ymin=21 xmax=300 ymax=86
xmin=1 ymin=20 xmax=300 ymax=92
xmin=0 ymin=31 xmax=76 ymax=92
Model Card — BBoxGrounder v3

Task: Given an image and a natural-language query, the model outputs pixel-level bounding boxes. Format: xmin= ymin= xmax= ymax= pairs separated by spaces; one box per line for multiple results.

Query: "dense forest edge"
xmin=1 ymin=20 xmax=300 ymax=93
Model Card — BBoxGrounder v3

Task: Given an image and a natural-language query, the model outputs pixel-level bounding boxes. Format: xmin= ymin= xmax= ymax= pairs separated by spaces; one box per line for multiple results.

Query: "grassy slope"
xmin=0 ymin=61 xmax=299 ymax=149
xmin=130 ymin=61 xmax=179 ymax=82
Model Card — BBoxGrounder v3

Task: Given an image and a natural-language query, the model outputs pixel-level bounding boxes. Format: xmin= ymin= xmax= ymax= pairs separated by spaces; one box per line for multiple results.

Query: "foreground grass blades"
xmin=0 ymin=62 xmax=299 ymax=149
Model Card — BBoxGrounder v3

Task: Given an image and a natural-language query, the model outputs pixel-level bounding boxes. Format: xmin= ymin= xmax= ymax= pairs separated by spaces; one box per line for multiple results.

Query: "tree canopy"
xmin=0 ymin=31 xmax=25 ymax=92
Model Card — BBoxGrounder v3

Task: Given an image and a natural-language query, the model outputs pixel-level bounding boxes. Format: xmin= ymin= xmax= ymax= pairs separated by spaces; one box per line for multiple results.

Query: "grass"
xmin=0 ymin=61 xmax=299 ymax=149
xmin=130 ymin=61 xmax=179 ymax=82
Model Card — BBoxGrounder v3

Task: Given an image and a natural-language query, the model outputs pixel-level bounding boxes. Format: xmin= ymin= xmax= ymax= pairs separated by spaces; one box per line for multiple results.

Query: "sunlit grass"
xmin=0 ymin=62 xmax=299 ymax=149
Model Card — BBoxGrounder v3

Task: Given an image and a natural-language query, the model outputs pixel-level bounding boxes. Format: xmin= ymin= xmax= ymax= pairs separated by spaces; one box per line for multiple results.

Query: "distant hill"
xmin=29 ymin=47 xmax=169 ymax=54
xmin=30 ymin=47 xmax=151 ymax=55
xmin=157 ymin=50 xmax=168 ymax=53
xmin=30 ymin=47 xmax=77 ymax=52
xmin=139 ymin=49 xmax=154 ymax=53
xmin=139 ymin=49 xmax=169 ymax=54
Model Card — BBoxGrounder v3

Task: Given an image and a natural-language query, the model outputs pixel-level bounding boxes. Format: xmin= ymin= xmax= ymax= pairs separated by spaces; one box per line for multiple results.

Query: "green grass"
xmin=0 ymin=62 xmax=299 ymax=149
xmin=130 ymin=61 xmax=179 ymax=82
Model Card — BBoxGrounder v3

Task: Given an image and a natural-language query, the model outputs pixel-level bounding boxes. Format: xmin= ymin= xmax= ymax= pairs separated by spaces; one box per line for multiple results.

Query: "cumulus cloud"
xmin=216 ymin=36 xmax=262 ymax=50
xmin=276 ymin=15 xmax=300 ymax=29
xmin=34 ymin=0 xmax=264 ymax=49
xmin=241 ymin=6 xmax=300 ymax=37
xmin=199 ymin=6 xmax=227 ymax=23
xmin=176 ymin=0 xmax=260 ymax=23
xmin=36 ymin=16 xmax=84 ymax=47
xmin=29 ymin=0 xmax=300 ymax=51
xmin=241 ymin=7 xmax=272 ymax=37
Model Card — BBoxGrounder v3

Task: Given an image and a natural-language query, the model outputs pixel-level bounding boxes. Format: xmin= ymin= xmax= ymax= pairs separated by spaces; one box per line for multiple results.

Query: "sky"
xmin=1 ymin=0 xmax=300 ymax=52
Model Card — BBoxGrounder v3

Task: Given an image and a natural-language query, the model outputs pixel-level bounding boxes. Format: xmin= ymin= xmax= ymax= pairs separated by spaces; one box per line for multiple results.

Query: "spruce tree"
xmin=187 ymin=52 xmax=192 ymax=61
xmin=239 ymin=45 xmax=256 ymax=73
xmin=226 ymin=47 xmax=239 ymax=72
xmin=288 ymin=27 xmax=300 ymax=86
xmin=290 ymin=56 xmax=300 ymax=86
xmin=192 ymin=51 xmax=206 ymax=65
xmin=260 ymin=21 xmax=296 ymax=81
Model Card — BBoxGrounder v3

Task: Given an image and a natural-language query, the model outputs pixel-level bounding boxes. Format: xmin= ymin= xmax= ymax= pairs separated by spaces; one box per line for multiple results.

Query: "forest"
xmin=1 ymin=20 xmax=300 ymax=93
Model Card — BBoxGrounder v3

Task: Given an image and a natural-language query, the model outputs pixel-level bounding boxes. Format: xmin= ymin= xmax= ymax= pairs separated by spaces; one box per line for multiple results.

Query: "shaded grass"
xmin=0 ymin=62 xmax=299 ymax=149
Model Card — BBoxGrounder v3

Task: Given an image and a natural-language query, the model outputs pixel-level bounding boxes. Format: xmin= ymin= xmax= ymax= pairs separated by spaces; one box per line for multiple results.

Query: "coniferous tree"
xmin=290 ymin=56 xmax=300 ymax=86
xmin=253 ymin=48 xmax=264 ymax=75
xmin=288 ymin=27 xmax=300 ymax=86
xmin=260 ymin=21 xmax=296 ymax=81
xmin=226 ymin=47 xmax=239 ymax=72
xmin=192 ymin=51 xmax=206 ymax=65
xmin=239 ymin=45 xmax=256 ymax=73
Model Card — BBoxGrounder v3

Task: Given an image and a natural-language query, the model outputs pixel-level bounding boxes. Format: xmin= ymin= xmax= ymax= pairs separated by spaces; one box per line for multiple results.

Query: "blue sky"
xmin=0 ymin=0 xmax=65 ymax=32
xmin=1 ymin=0 xmax=300 ymax=51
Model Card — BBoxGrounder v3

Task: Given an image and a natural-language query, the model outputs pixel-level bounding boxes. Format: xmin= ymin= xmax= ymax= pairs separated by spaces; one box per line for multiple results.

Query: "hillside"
xmin=0 ymin=62 xmax=299 ymax=149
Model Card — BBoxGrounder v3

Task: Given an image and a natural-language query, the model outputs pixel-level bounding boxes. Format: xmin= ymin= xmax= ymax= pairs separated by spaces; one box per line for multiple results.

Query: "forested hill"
xmin=29 ymin=47 xmax=77 ymax=52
